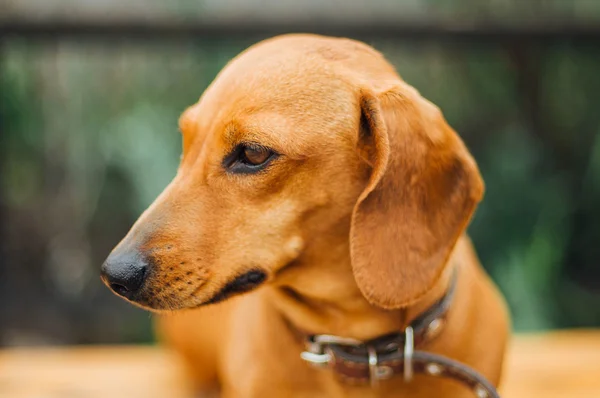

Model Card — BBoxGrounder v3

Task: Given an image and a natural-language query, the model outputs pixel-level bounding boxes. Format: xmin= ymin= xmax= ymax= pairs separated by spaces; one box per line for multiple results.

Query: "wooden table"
xmin=1 ymin=330 xmax=599 ymax=397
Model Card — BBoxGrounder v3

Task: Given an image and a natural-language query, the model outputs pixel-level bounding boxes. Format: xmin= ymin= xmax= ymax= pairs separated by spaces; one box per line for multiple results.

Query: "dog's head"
xmin=101 ymin=34 xmax=483 ymax=311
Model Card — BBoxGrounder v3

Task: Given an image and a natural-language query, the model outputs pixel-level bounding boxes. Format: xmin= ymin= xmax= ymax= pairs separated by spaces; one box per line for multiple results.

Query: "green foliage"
xmin=1 ymin=36 xmax=599 ymax=344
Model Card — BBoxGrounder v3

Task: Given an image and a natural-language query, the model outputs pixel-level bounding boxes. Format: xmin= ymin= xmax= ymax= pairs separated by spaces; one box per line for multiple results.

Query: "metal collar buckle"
xmin=403 ymin=325 xmax=414 ymax=382
xmin=300 ymin=334 xmax=362 ymax=367
xmin=301 ymin=326 xmax=417 ymax=386
xmin=367 ymin=325 xmax=414 ymax=387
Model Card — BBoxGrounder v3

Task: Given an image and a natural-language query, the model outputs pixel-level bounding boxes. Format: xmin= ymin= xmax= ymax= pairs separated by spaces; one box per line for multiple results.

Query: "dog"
xmin=101 ymin=34 xmax=510 ymax=397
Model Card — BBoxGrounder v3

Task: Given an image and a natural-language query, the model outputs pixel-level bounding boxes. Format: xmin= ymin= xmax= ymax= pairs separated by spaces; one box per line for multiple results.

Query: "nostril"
xmin=110 ymin=283 xmax=130 ymax=297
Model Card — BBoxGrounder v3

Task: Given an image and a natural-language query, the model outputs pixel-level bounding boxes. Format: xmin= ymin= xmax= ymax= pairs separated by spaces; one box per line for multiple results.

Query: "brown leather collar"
xmin=295 ymin=270 xmax=501 ymax=398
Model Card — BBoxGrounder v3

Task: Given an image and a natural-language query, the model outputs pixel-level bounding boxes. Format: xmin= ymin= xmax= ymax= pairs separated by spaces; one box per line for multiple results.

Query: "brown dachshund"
xmin=102 ymin=34 xmax=510 ymax=397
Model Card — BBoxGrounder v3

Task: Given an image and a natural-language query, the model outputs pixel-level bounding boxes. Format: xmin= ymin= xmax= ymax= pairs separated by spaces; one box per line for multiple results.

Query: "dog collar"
xmin=298 ymin=270 xmax=500 ymax=398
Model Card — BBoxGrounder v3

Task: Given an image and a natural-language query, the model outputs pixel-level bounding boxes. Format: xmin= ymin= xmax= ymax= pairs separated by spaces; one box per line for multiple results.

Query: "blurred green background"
xmin=1 ymin=0 xmax=600 ymax=346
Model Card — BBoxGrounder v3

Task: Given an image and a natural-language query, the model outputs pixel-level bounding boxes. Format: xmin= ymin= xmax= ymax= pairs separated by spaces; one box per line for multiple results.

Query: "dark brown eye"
xmin=242 ymin=146 xmax=271 ymax=166
xmin=223 ymin=143 xmax=278 ymax=174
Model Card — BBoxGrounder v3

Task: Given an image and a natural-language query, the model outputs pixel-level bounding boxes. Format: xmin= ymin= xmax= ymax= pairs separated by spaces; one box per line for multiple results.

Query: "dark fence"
xmin=3 ymin=17 xmax=600 ymax=41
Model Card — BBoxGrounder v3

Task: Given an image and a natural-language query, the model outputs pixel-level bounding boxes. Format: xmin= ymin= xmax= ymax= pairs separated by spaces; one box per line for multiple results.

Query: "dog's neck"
xmin=269 ymin=226 xmax=456 ymax=341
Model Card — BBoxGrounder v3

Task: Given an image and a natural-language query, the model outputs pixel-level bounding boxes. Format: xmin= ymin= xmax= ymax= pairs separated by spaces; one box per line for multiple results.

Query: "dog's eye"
xmin=241 ymin=146 xmax=271 ymax=166
xmin=224 ymin=143 xmax=277 ymax=174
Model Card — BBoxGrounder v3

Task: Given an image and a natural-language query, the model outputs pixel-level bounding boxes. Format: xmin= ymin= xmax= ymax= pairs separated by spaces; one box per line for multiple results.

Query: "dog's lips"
xmin=118 ymin=276 xmax=210 ymax=312
xmin=154 ymin=269 xmax=271 ymax=310
xmin=203 ymin=269 xmax=268 ymax=305
xmin=108 ymin=268 xmax=268 ymax=311
xmin=123 ymin=291 xmax=183 ymax=312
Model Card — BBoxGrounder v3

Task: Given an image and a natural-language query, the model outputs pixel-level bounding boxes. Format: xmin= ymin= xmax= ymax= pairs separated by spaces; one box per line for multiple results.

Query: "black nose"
xmin=101 ymin=251 xmax=148 ymax=298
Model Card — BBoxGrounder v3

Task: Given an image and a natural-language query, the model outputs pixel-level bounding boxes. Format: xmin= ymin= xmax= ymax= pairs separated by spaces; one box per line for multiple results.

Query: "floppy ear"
xmin=350 ymin=84 xmax=484 ymax=309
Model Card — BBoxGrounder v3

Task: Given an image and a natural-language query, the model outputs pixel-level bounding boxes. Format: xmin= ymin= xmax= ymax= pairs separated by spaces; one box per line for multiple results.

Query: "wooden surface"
xmin=0 ymin=330 xmax=599 ymax=398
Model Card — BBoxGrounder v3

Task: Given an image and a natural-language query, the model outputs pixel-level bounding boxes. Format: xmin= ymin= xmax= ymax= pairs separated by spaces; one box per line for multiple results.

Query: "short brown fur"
xmin=108 ymin=34 xmax=510 ymax=397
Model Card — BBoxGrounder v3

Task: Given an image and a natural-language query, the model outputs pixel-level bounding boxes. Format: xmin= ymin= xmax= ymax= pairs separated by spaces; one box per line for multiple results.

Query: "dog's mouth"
xmin=119 ymin=268 xmax=269 ymax=312
xmin=202 ymin=269 xmax=268 ymax=306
